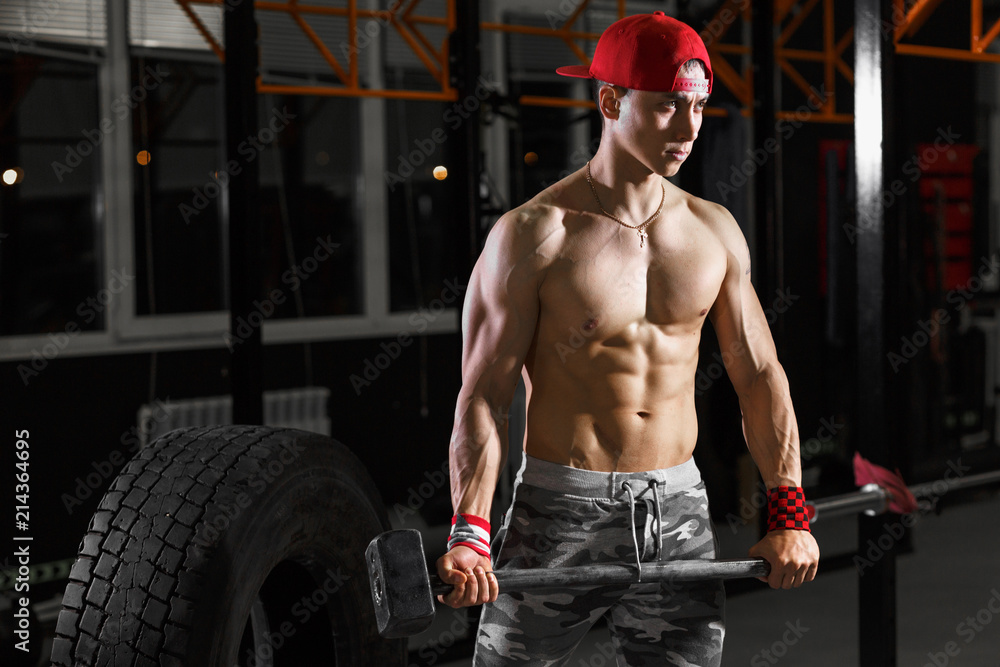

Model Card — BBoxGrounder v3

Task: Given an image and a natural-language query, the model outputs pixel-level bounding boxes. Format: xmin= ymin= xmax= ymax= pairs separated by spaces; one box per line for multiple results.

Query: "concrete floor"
xmin=427 ymin=490 xmax=1000 ymax=666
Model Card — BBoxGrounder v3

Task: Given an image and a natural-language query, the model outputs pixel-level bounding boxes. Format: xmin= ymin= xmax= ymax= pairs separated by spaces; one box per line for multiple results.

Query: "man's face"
xmin=612 ymin=88 xmax=708 ymax=177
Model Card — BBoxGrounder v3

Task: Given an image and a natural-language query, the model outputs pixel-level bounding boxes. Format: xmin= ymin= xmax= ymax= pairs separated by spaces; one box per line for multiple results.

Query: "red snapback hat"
xmin=556 ymin=11 xmax=712 ymax=94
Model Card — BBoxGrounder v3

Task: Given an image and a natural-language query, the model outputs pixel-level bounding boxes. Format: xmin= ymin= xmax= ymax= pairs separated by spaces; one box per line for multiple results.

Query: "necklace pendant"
xmin=638 ymin=229 xmax=647 ymax=248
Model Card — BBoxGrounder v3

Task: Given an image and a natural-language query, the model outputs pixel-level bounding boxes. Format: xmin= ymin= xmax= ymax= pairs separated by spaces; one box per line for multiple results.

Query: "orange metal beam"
xmin=774 ymin=0 xmax=798 ymax=25
xmin=258 ymin=81 xmax=458 ymax=101
xmin=895 ymin=43 xmax=1000 ymax=63
xmin=287 ymin=4 xmax=350 ymax=85
xmin=894 ymin=0 xmax=1000 ymax=63
xmin=776 ymin=0 xmax=820 ymax=48
xmin=176 ymin=0 xmax=225 ymax=62
xmin=897 ymin=0 xmax=947 ymax=39
xmin=479 ymin=23 xmax=600 ymax=42
xmin=976 ymin=15 xmax=1000 ymax=53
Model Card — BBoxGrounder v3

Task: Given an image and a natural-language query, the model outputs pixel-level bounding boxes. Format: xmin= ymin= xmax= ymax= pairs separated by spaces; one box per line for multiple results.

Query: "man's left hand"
xmin=748 ymin=530 xmax=819 ymax=589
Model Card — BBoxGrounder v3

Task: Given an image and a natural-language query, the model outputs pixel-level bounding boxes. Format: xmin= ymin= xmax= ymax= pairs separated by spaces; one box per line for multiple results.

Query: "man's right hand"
xmin=435 ymin=545 xmax=499 ymax=608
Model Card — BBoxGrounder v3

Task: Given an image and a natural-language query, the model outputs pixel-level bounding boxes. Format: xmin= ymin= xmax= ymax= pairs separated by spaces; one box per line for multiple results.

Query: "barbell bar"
xmin=365 ymin=529 xmax=769 ymax=638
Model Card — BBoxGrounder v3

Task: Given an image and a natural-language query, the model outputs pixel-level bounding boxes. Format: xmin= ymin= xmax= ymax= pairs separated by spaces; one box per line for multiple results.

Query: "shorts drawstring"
xmin=651 ymin=480 xmax=663 ymax=560
xmin=621 ymin=479 xmax=664 ymax=581
xmin=622 ymin=481 xmax=642 ymax=580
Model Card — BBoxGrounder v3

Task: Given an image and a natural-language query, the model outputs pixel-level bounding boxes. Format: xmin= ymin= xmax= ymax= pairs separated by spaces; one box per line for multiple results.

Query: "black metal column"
xmin=449 ymin=0 xmax=483 ymax=279
xmin=225 ymin=0 xmax=263 ymax=425
xmin=751 ymin=0 xmax=781 ymax=327
xmin=854 ymin=0 xmax=896 ymax=664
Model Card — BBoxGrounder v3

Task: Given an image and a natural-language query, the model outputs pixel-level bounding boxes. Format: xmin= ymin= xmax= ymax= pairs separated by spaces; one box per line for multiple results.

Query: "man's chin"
xmin=658 ymin=161 xmax=683 ymax=178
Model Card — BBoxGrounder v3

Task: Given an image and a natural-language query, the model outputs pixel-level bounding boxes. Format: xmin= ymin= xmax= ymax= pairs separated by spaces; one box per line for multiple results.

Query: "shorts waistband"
xmin=517 ymin=454 xmax=702 ymax=499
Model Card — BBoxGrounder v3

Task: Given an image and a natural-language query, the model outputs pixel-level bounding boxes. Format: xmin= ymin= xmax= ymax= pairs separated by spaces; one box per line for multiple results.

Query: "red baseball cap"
xmin=556 ymin=11 xmax=712 ymax=94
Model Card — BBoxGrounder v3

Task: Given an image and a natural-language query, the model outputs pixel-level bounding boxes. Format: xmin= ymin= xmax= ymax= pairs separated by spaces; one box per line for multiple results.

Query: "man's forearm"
xmin=738 ymin=364 xmax=801 ymax=489
xmin=449 ymin=395 xmax=509 ymax=518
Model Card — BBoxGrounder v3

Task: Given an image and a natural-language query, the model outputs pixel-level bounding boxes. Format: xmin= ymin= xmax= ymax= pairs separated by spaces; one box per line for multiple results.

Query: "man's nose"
xmin=675 ymin=109 xmax=699 ymax=142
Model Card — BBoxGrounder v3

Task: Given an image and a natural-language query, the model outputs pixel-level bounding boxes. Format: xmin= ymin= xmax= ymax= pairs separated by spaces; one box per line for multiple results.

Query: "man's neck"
xmin=586 ymin=149 xmax=664 ymax=225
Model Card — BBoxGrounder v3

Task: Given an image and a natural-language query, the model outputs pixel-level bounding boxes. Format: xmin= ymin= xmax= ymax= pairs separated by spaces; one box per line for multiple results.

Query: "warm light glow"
xmin=433 ymin=165 xmax=447 ymax=180
xmin=2 ymin=169 xmax=17 ymax=185
xmin=524 ymin=151 xmax=539 ymax=165
xmin=136 ymin=150 xmax=151 ymax=166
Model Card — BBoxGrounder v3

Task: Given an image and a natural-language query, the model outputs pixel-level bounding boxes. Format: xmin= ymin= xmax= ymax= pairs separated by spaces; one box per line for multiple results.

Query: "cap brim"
xmin=555 ymin=65 xmax=593 ymax=78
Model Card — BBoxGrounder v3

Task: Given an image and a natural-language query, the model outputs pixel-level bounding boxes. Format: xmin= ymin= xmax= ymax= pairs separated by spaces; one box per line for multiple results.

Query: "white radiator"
xmin=137 ymin=387 xmax=331 ymax=447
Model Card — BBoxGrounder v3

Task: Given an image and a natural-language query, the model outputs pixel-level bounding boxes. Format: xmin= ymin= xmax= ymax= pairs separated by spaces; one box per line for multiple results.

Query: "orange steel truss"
xmin=178 ymin=0 xmax=459 ymax=101
xmin=175 ymin=0 xmax=1000 ymax=120
xmin=774 ymin=0 xmax=854 ymax=123
xmin=892 ymin=0 xmax=1000 ymax=63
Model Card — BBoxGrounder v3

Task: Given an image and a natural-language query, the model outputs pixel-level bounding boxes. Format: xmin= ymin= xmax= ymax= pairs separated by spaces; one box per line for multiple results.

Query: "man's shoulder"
xmin=670 ymin=184 xmax=744 ymax=249
xmin=489 ymin=175 xmax=581 ymax=248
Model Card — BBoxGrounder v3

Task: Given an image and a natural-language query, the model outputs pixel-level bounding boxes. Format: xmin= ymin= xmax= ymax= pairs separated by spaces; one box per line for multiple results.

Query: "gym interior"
xmin=2 ymin=1 xmax=1000 ymax=665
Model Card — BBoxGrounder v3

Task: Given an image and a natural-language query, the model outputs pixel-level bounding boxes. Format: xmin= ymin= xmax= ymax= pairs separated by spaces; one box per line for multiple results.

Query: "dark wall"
xmin=3 ymin=333 xmax=463 ymax=566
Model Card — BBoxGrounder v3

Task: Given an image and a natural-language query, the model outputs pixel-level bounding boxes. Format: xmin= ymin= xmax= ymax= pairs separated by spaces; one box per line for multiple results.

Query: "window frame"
xmin=0 ymin=0 xmax=459 ymax=362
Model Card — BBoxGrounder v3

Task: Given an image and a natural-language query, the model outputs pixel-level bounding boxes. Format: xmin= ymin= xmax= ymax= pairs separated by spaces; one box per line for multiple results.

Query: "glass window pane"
xmin=0 ymin=53 xmax=103 ymax=336
xmin=385 ymin=72 xmax=460 ymax=312
xmin=132 ymin=56 xmax=226 ymax=315
xmin=130 ymin=57 xmax=364 ymax=319
xmin=258 ymin=94 xmax=363 ymax=319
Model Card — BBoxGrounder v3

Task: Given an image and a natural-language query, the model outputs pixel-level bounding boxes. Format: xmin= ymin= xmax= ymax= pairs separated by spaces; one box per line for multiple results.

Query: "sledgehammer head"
xmin=366 ymin=529 xmax=435 ymax=638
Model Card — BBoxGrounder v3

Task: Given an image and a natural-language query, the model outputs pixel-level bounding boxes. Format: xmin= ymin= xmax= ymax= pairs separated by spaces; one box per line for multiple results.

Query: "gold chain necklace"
xmin=586 ymin=161 xmax=664 ymax=248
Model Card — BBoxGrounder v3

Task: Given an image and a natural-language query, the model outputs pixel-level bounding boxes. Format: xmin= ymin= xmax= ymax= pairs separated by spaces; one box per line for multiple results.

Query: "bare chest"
xmin=538 ymin=218 xmax=728 ymax=336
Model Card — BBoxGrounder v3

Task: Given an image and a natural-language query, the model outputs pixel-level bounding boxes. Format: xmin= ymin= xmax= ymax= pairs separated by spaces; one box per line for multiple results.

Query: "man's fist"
xmin=748 ymin=530 xmax=820 ymax=589
xmin=435 ymin=545 xmax=499 ymax=608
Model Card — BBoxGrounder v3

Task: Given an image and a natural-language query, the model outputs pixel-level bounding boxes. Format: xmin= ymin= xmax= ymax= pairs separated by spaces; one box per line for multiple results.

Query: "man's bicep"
xmin=460 ymin=226 xmax=540 ymax=404
xmin=710 ymin=251 xmax=776 ymax=395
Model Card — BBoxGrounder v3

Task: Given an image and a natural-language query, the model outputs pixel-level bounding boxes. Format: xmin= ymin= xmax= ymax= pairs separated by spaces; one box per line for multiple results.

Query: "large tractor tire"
xmin=50 ymin=425 xmax=406 ymax=666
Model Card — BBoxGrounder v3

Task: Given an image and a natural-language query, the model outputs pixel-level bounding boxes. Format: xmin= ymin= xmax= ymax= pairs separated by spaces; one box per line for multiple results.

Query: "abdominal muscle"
xmin=523 ymin=326 xmax=702 ymax=473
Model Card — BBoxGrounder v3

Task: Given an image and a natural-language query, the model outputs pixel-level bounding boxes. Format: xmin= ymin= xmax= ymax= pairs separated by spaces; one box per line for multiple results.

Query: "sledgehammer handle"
xmin=430 ymin=558 xmax=770 ymax=596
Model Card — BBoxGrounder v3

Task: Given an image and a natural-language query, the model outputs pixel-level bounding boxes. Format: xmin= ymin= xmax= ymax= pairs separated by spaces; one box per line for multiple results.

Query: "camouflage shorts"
xmin=474 ymin=455 xmax=724 ymax=667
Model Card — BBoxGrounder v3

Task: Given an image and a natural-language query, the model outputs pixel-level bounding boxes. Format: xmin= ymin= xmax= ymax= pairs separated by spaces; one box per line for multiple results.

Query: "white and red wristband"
xmin=447 ymin=513 xmax=491 ymax=558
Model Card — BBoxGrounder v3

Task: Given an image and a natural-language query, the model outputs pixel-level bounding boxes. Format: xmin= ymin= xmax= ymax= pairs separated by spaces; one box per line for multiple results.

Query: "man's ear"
xmin=598 ymin=84 xmax=620 ymax=121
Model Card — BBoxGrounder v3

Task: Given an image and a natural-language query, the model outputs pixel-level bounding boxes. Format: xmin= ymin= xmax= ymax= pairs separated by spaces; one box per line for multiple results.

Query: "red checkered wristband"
xmin=447 ymin=513 xmax=491 ymax=558
xmin=767 ymin=486 xmax=811 ymax=532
